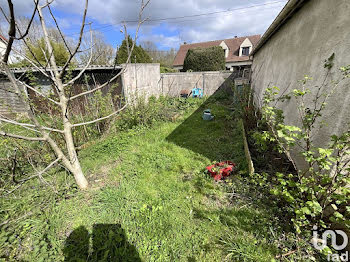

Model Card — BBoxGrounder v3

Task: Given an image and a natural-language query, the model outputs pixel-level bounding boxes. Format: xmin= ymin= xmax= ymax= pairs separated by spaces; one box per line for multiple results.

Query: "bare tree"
xmin=0 ymin=0 xmax=150 ymax=189
xmin=8 ymin=16 xmax=77 ymax=66
xmin=80 ymin=30 xmax=115 ymax=65
xmin=140 ymin=40 xmax=177 ymax=67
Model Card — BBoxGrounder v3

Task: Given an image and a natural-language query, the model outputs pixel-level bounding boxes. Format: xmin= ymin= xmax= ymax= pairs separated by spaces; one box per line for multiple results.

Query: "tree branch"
xmin=63 ymin=25 xmax=94 ymax=88
xmin=18 ymin=157 xmax=61 ymax=182
xmin=0 ymin=157 xmax=61 ymax=197
xmin=0 ymin=183 xmax=23 ymax=197
xmin=68 ymin=68 xmax=123 ymax=100
xmin=41 ymin=0 xmax=54 ymax=9
xmin=72 ymin=103 xmax=128 ymax=127
xmin=8 ymin=47 xmax=54 ymax=80
xmin=13 ymin=0 xmax=38 ymax=40
xmin=10 ymin=73 xmax=60 ymax=105
xmin=59 ymin=0 xmax=88 ymax=77
xmin=36 ymin=4 xmax=61 ymax=84
xmin=16 ymin=78 xmax=60 ymax=105
xmin=68 ymin=1 xmax=150 ymax=100
xmin=47 ymin=4 xmax=72 ymax=56
xmin=2 ymin=0 xmax=15 ymax=64
xmin=0 ymin=117 xmax=64 ymax=133
xmin=1 ymin=62 xmax=72 ymax=172
xmin=0 ymin=6 xmax=10 ymax=24
xmin=0 ymin=130 xmax=45 ymax=141
xmin=0 ymin=115 xmax=40 ymax=133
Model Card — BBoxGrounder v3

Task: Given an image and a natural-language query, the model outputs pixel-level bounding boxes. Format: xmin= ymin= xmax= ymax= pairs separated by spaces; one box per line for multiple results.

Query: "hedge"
xmin=183 ymin=46 xmax=225 ymax=72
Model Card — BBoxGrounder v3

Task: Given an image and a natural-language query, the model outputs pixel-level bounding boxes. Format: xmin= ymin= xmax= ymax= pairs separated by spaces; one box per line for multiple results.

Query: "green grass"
xmin=0 ymin=95 xmax=304 ymax=261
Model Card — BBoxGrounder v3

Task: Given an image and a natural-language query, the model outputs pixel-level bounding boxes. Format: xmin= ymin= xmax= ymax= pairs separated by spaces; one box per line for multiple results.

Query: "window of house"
xmin=222 ymin=48 xmax=228 ymax=58
xmin=241 ymin=47 xmax=250 ymax=56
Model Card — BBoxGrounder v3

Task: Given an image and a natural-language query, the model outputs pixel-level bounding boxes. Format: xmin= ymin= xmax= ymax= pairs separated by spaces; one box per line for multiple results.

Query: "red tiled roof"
xmin=173 ymin=35 xmax=261 ymax=66
xmin=0 ymin=34 xmax=8 ymax=43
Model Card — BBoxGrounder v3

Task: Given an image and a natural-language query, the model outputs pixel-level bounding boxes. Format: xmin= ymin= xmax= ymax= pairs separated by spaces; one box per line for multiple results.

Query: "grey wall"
xmin=121 ymin=63 xmax=233 ymax=100
xmin=251 ymin=0 xmax=350 ymax=169
xmin=160 ymin=71 xmax=232 ymax=96
xmin=121 ymin=63 xmax=161 ymax=103
xmin=1 ymin=63 xmax=234 ymax=114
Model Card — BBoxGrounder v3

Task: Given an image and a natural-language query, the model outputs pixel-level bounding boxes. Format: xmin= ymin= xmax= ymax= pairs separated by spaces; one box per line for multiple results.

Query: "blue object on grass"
xmin=192 ymin=87 xmax=203 ymax=98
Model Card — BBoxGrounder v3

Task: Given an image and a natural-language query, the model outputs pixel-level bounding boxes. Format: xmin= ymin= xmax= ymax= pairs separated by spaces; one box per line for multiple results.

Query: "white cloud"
xmin=0 ymin=0 xmax=287 ymax=49
xmin=139 ymin=34 xmax=181 ymax=49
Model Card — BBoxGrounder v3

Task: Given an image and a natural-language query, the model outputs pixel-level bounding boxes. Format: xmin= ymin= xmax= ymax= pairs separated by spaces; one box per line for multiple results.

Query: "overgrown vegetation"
xmin=0 ymin=93 xmax=311 ymax=261
xmin=2 ymin=50 xmax=348 ymax=260
xmin=183 ymin=46 xmax=225 ymax=72
xmin=241 ymin=60 xmax=350 ymax=258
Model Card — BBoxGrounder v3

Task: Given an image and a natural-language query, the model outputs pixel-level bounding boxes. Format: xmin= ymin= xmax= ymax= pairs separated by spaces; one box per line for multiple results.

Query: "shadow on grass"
xmin=63 ymin=224 xmax=141 ymax=262
xmin=166 ymin=73 xmax=247 ymax=167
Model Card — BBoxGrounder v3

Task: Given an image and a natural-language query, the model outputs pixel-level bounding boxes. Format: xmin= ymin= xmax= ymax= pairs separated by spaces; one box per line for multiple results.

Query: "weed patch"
xmin=0 ymin=94 xmax=310 ymax=261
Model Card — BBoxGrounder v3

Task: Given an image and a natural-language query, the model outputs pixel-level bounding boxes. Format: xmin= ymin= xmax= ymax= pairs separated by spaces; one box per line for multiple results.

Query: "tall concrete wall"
xmin=160 ymin=71 xmax=233 ymax=96
xmin=251 ymin=0 xmax=350 ymax=169
xmin=1 ymin=63 xmax=235 ymax=114
xmin=121 ymin=63 xmax=234 ymax=100
xmin=121 ymin=63 xmax=161 ymax=103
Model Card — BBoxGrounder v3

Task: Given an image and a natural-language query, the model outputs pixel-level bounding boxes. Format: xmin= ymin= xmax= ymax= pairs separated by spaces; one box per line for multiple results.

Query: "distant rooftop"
xmin=0 ymin=34 xmax=8 ymax=43
xmin=173 ymin=35 xmax=261 ymax=66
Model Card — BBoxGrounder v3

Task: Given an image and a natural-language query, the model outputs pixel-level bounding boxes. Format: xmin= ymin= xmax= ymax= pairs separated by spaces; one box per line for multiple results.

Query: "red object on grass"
xmin=206 ymin=161 xmax=236 ymax=181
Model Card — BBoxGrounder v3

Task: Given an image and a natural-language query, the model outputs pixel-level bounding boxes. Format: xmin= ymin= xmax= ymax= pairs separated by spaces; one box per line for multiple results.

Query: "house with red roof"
xmin=0 ymin=34 xmax=8 ymax=59
xmin=173 ymin=35 xmax=261 ymax=71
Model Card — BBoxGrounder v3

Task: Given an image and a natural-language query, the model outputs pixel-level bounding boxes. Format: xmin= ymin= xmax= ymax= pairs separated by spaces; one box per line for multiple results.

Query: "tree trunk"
xmin=62 ymin=101 xmax=89 ymax=189
xmin=64 ymin=123 xmax=88 ymax=189
xmin=70 ymin=160 xmax=89 ymax=189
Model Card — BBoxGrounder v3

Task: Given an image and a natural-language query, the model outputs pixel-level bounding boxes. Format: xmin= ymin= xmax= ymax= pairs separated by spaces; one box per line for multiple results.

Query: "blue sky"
xmin=0 ymin=0 xmax=288 ymax=50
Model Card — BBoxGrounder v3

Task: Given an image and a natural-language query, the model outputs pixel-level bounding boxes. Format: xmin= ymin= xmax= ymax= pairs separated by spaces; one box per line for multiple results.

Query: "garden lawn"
xmin=1 ymin=95 xmax=283 ymax=261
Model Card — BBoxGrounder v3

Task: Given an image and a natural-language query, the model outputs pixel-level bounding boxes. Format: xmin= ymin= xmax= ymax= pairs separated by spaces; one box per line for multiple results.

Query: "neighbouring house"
xmin=0 ymin=34 xmax=17 ymax=64
xmin=173 ymin=35 xmax=261 ymax=72
xmin=0 ymin=34 xmax=8 ymax=59
xmin=251 ymin=0 xmax=350 ymax=169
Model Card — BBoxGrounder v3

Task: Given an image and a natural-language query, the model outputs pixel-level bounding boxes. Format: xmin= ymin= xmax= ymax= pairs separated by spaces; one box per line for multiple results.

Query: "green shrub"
xmin=183 ymin=46 xmax=225 ymax=72
xmin=115 ymin=95 xmax=200 ymax=131
xmin=117 ymin=36 xmax=152 ymax=64
xmin=160 ymin=66 xmax=177 ymax=73
xmin=251 ymin=60 xmax=350 ymax=245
